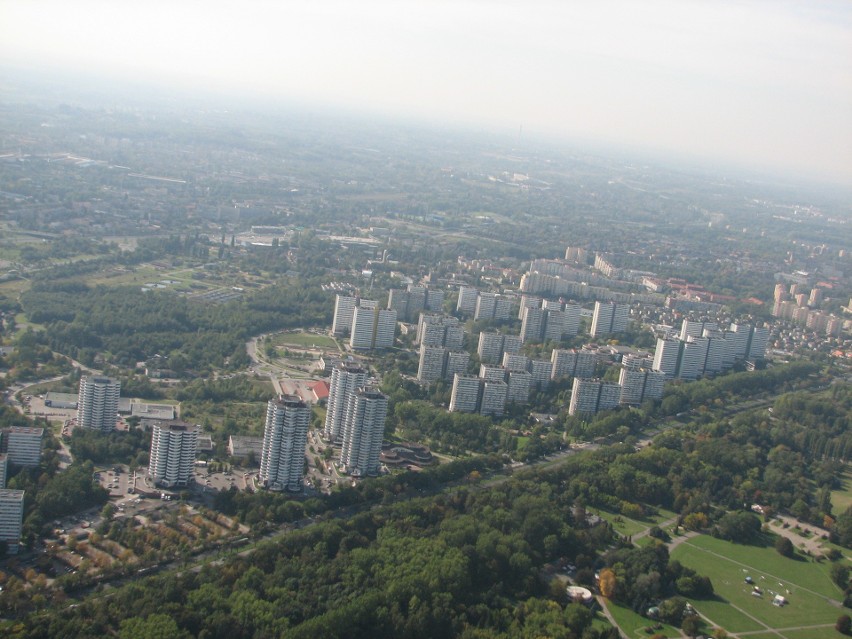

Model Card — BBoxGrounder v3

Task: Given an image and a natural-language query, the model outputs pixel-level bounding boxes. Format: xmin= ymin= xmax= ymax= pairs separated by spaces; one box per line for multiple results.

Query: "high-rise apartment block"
xmin=449 ymin=373 xmax=509 ymax=416
xmin=550 ymin=349 xmax=597 ymax=380
xmin=332 ymin=295 xmax=358 ymax=336
xmin=653 ymin=320 xmax=768 ymax=380
xmin=350 ymin=306 xmax=396 ymax=349
xmin=1 ymin=427 xmax=44 ymax=467
xmin=445 ymin=350 xmax=471 ymax=379
xmin=259 ymin=395 xmax=310 ymax=492
xmin=456 ymin=286 xmax=479 ymax=314
xmin=77 ymin=376 xmax=120 ymax=432
xmin=474 ymin=292 xmax=514 ymax=321
xmin=417 ymin=314 xmax=464 ymax=349
xmin=417 ymin=345 xmax=469 ymax=383
xmin=339 ymin=387 xmax=388 ymax=477
xmin=477 ymin=332 xmax=521 ymax=364
xmin=324 ymin=363 xmax=368 ymax=443
xmin=590 ymin=301 xmax=630 ymax=337
xmin=0 ymin=489 xmax=24 ymax=552
xmin=568 ymin=378 xmax=621 ymax=416
xmin=417 ymin=345 xmax=447 ymax=382
xmin=506 ymin=371 xmax=532 ymax=404
xmin=449 ymin=374 xmax=483 ymax=413
xmin=148 ymin=421 xmax=198 ymax=488
xmin=502 ymin=352 xmax=530 ymax=372
xmin=618 ymin=367 xmax=665 ymax=406
xmin=388 ymin=285 xmax=444 ymax=321
xmin=529 ymin=359 xmax=552 ymax=390
xmin=0 ymin=454 xmax=7 ymax=488
xmin=480 ymin=380 xmax=508 ymax=417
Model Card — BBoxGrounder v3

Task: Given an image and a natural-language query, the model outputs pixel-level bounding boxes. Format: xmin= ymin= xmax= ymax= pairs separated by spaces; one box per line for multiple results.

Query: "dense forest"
xmin=19 ymin=279 xmax=332 ymax=372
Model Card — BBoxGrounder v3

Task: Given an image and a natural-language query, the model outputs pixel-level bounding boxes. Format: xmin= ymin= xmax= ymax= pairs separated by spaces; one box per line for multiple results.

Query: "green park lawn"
xmin=595 ymin=507 xmax=679 ymax=539
xmin=831 ymin=465 xmax=852 ymax=514
xmin=605 ymin=601 xmax=683 ymax=638
xmin=275 ymin=331 xmax=339 ymax=350
xmin=671 ymin=534 xmax=846 ymax=635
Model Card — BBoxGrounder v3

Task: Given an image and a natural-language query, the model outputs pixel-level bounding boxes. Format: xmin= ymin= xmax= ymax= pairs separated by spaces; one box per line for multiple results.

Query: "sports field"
xmin=671 ymin=534 xmax=846 ymax=637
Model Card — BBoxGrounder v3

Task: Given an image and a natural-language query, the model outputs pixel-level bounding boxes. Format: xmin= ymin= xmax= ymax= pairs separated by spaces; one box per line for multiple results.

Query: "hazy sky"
xmin=2 ymin=0 xmax=851 ymax=183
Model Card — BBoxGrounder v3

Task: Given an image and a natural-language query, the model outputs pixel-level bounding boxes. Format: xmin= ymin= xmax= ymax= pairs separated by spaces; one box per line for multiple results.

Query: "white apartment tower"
xmin=475 ymin=292 xmax=498 ymax=320
xmin=332 ymin=295 xmax=357 ymax=336
xmin=445 ymin=350 xmax=471 ymax=379
xmin=652 ymin=338 xmax=682 ymax=378
xmin=449 ymin=374 xmax=481 ymax=413
xmin=520 ymin=306 xmax=545 ymax=343
xmin=0 ymin=489 xmax=24 ymax=551
xmin=507 ymin=371 xmax=532 ymax=404
xmin=619 ymin=368 xmax=666 ymax=406
xmin=148 ymin=421 xmax=198 ymax=488
xmin=478 ymin=332 xmax=505 ymax=364
xmin=529 ymin=359 xmax=552 ymax=390
xmin=77 ymin=376 xmax=120 ymax=433
xmin=590 ymin=301 xmax=630 ymax=337
xmin=417 ymin=345 xmax=447 ymax=383
xmin=339 ymin=387 xmax=388 ymax=477
xmin=0 ymin=454 xmax=7 ymax=488
xmin=480 ymin=380 xmax=508 ymax=417
xmin=568 ymin=378 xmax=622 ymax=416
xmin=350 ymin=306 xmax=396 ymax=349
xmin=324 ymin=363 xmax=368 ymax=442
xmin=259 ymin=395 xmax=310 ymax=492
xmin=2 ymin=427 xmax=44 ymax=467
xmin=457 ymin=286 xmax=479 ymax=314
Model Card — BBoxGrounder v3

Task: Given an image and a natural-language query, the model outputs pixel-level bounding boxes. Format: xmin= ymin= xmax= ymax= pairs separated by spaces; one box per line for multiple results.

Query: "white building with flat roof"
xmin=0 ymin=489 xmax=24 ymax=551
xmin=77 ymin=376 xmax=120 ymax=433
xmin=449 ymin=374 xmax=481 ymax=413
xmin=148 ymin=421 xmax=198 ymax=488
xmin=260 ymin=395 xmax=310 ymax=491
xmin=3 ymin=427 xmax=43 ymax=467
xmin=324 ymin=363 xmax=367 ymax=443
xmin=340 ymin=387 xmax=387 ymax=477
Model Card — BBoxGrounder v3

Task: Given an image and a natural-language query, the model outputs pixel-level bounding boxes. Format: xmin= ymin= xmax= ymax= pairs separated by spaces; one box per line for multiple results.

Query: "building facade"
xmin=259 ymin=395 xmax=310 ymax=491
xmin=339 ymin=387 xmax=388 ymax=477
xmin=77 ymin=376 xmax=120 ymax=433
xmin=1 ymin=427 xmax=43 ymax=467
xmin=324 ymin=363 xmax=368 ymax=442
xmin=0 ymin=489 xmax=24 ymax=551
xmin=148 ymin=421 xmax=198 ymax=488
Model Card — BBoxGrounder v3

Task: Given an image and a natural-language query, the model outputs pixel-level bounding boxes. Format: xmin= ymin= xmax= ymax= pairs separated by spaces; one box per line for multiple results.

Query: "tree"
xmin=774 ymin=536 xmax=794 ymax=558
xmin=599 ymin=568 xmax=616 ymax=599
xmin=832 ymin=564 xmax=850 ymax=590
xmin=682 ymin=614 xmax=701 ymax=638
xmin=837 ymin=615 xmax=852 ymax=635
xmin=119 ymin=613 xmax=189 ymax=639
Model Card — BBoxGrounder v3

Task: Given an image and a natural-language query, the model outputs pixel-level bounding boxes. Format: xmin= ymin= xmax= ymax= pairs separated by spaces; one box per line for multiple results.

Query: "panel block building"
xmin=259 ymin=395 xmax=310 ymax=492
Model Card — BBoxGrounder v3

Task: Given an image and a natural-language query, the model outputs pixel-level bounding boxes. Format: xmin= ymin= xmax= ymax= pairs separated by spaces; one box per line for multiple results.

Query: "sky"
xmin=1 ymin=0 xmax=851 ymax=184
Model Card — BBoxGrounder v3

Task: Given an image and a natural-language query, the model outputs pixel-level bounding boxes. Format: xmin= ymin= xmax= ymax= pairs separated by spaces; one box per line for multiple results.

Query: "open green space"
xmin=605 ymin=600 xmax=682 ymax=638
xmin=831 ymin=465 xmax=852 ymax=514
xmin=595 ymin=507 xmax=679 ymax=539
xmin=671 ymin=534 xmax=845 ymax=634
xmin=781 ymin=626 xmax=842 ymax=639
xmin=271 ymin=331 xmax=339 ymax=350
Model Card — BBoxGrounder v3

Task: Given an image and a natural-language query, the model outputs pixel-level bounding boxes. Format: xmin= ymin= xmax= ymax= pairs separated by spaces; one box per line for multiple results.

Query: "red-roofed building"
xmin=309 ymin=381 xmax=329 ymax=404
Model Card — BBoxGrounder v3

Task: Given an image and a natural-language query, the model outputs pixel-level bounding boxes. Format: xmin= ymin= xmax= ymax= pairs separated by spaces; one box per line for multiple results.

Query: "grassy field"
xmin=595 ymin=507 xmax=679 ymax=539
xmin=273 ymin=332 xmax=339 ymax=350
xmin=605 ymin=601 xmax=683 ymax=638
xmin=671 ymin=534 xmax=847 ymax=636
xmin=831 ymin=465 xmax=852 ymax=514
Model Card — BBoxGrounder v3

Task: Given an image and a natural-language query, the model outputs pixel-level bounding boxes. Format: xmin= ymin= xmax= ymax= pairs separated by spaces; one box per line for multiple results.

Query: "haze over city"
xmin=2 ymin=0 xmax=851 ymax=184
